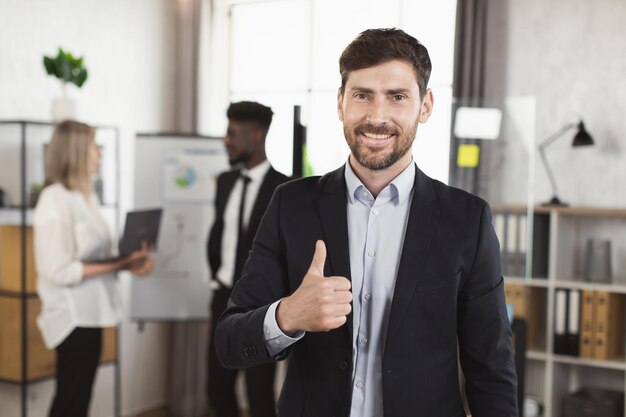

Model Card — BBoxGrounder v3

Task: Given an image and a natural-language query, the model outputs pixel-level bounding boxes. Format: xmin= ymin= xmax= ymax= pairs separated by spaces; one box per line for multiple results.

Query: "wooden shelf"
xmin=491 ymin=204 xmax=626 ymax=218
xmin=0 ymin=286 xmax=118 ymax=384
xmin=527 ymin=350 xmax=549 ymax=362
xmin=0 ymin=225 xmax=37 ymax=293
xmin=0 ymin=209 xmax=34 ymax=226
xmin=505 ymin=277 xmax=550 ymax=288
xmin=550 ymin=206 xmax=626 ymax=218
xmin=553 ymin=279 xmax=626 ymax=294
xmin=552 ymin=354 xmax=626 ymax=371
xmin=499 ymin=205 xmax=626 ymax=417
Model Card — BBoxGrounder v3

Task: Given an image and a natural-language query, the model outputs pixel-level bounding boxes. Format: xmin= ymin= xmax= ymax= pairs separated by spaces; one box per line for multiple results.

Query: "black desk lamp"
xmin=538 ymin=121 xmax=594 ymax=206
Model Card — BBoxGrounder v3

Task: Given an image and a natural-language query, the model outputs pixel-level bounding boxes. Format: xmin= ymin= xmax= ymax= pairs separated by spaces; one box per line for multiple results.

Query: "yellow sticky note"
xmin=457 ymin=144 xmax=480 ymax=168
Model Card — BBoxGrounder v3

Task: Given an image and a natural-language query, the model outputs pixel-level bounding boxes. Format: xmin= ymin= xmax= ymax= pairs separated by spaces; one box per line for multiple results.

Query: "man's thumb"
xmin=308 ymin=240 xmax=327 ymax=276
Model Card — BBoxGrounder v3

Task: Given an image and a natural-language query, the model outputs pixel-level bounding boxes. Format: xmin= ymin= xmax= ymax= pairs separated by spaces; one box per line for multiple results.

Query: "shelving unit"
xmin=0 ymin=120 xmax=120 ymax=417
xmin=500 ymin=205 xmax=626 ymax=417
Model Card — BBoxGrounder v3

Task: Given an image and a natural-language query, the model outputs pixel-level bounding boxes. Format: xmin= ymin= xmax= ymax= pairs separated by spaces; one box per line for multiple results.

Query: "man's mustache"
xmin=355 ymin=123 xmax=398 ymax=136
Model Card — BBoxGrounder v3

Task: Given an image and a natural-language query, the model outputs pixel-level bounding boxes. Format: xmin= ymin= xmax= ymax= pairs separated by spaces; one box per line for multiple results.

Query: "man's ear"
xmin=419 ymin=89 xmax=434 ymax=123
xmin=337 ymin=88 xmax=344 ymax=122
xmin=251 ymin=124 xmax=264 ymax=143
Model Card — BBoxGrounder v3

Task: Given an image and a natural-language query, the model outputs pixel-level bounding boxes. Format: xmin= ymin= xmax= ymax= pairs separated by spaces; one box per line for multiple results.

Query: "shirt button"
xmin=372 ymin=209 xmax=379 ymax=215
xmin=360 ymin=336 xmax=368 ymax=345
xmin=364 ymin=293 xmax=371 ymax=301
xmin=356 ymin=381 xmax=363 ymax=389
xmin=273 ymin=339 xmax=281 ymax=346
xmin=362 ymin=191 xmax=369 ymax=197
xmin=367 ymin=251 xmax=375 ymax=257
xmin=264 ymin=327 xmax=271 ymax=336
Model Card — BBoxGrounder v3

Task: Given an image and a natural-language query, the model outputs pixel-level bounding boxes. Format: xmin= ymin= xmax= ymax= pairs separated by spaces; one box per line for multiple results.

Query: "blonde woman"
xmin=34 ymin=120 xmax=153 ymax=417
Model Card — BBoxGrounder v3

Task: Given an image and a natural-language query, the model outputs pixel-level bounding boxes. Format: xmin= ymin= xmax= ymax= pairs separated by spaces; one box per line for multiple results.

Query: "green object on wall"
xmin=43 ymin=48 xmax=88 ymax=88
xmin=302 ymin=145 xmax=314 ymax=177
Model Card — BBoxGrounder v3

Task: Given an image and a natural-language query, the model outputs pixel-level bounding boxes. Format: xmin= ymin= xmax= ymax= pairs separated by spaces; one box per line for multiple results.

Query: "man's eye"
xmin=354 ymin=93 xmax=367 ymax=100
xmin=393 ymin=95 xmax=406 ymax=101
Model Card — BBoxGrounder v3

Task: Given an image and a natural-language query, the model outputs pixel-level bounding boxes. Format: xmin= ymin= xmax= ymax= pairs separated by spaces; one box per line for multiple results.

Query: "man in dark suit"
xmin=215 ymin=29 xmax=518 ymax=417
xmin=207 ymin=101 xmax=289 ymax=417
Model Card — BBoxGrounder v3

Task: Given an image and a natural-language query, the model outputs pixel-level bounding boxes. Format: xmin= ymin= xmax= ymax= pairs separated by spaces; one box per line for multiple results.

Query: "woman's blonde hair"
xmin=45 ymin=120 xmax=96 ymax=195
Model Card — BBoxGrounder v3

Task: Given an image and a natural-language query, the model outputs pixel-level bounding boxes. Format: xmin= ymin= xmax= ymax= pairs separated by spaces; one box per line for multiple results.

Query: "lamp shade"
xmin=572 ymin=121 xmax=594 ymax=147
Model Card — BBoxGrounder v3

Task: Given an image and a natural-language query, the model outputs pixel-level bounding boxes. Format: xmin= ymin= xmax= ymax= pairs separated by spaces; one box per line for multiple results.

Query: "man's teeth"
xmin=363 ymin=132 xmax=392 ymax=140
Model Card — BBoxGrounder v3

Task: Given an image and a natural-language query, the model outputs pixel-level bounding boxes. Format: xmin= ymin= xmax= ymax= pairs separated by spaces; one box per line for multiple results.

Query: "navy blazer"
xmin=215 ymin=164 xmax=518 ymax=417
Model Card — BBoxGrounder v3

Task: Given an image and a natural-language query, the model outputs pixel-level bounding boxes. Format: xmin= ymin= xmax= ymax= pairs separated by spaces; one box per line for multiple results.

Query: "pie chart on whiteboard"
xmin=174 ymin=165 xmax=197 ymax=188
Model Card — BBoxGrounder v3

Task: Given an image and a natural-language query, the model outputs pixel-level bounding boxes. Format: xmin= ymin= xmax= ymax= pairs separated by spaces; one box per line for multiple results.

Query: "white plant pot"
xmin=51 ymin=96 xmax=77 ymax=121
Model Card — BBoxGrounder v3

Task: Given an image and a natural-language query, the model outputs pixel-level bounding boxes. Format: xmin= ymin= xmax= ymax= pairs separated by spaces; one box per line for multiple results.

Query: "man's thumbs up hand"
xmin=277 ymin=240 xmax=352 ymax=335
xmin=308 ymin=239 xmax=327 ymax=276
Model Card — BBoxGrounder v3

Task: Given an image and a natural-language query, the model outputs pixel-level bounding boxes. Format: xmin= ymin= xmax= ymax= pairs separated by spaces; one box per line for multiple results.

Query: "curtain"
xmin=171 ymin=0 xmax=203 ymax=133
xmin=448 ymin=0 xmax=489 ymax=195
xmin=168 ymin=322 xmax=211 ymax=417
xmin=167 ymin=2 xmax=211 ymax=416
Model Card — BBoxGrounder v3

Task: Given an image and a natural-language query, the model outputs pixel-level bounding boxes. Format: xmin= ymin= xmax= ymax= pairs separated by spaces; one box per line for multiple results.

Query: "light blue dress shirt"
xmin=264 ymin=160 xmax=415 ymax=417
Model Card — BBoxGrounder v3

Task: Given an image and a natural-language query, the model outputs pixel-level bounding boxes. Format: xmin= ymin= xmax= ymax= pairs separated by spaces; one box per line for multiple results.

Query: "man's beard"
xmin=228 ymin=151 xmax=249 ymax=166
xmin=345 ymin=121 xmax=417 ymax=170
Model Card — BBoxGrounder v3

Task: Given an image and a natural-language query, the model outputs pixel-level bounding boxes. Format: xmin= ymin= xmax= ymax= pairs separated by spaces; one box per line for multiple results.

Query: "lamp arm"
xmin=537 ymin=122 xmax=577 ymax=202
xmin=538 ymin=123 xmax=577 ymax=149
xmin=538 ymin=145 xmax=559 ymax=198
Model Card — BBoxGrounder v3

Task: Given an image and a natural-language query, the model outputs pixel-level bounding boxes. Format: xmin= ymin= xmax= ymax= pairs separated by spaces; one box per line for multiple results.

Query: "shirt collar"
xmin=344 ymin=158 xmax=415 ymax=205
xmin=241 ymin=159 xmax=271 ymax=183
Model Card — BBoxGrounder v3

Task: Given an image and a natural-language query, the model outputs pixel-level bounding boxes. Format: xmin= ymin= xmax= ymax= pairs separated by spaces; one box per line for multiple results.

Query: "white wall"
xmin=0 ymin=0 xmax=176 ymax=416
xmin=485 ymin=0 xmax=626 ymax=207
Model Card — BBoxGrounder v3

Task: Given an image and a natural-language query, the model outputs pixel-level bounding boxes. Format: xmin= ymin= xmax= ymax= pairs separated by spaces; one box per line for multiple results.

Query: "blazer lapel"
xmin=318 ymin=166 xmax=352 ymax=334
xmin=385 ymin=167 xmax=440 ymax=342
xmin=218 ymin=170 xmax=239 ymax=216
xmin=247 ymin=168 xmax=278 ymax=238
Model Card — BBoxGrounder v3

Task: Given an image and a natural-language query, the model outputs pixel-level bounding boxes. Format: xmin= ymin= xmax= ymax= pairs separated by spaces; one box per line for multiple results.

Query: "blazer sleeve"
xmin=214 ymin=184 xmax=292 ymax=369
xmin=457 ymin=203 xmax=519 ymax=416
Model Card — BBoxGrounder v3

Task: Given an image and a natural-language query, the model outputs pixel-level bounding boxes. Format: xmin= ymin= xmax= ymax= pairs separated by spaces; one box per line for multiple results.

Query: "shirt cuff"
xmin=263 ymin=299 xmax=304 ymax=357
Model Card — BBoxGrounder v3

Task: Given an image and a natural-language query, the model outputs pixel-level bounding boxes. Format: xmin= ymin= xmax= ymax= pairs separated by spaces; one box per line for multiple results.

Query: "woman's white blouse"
xmin=34 ymin=183 xmax=122 ymax=349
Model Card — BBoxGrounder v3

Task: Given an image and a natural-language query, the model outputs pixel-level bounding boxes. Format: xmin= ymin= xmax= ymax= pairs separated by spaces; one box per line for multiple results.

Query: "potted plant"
xmin=43 ymin=48 xmax=88 ymax=120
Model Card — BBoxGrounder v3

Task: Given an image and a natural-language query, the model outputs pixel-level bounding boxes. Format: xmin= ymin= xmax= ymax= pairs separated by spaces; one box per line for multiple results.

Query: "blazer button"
xmin=338 ymin=360 xmax=349 ymax=371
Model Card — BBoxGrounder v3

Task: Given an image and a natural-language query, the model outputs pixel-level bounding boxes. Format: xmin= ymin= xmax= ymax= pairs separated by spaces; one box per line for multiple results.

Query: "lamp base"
xmin=541 ymin=196 xmax=569 ymax=207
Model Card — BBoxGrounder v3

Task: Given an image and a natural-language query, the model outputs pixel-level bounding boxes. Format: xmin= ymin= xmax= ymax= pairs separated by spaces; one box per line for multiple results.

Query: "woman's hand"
xmin=129 ymin=257 xmax=154 ymax=277
xmin=123 ymin=241 xmax=154 ymax=277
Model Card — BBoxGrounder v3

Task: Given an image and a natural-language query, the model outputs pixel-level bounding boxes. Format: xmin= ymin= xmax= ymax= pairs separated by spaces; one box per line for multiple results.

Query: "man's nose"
xmin=366 ymin=99 xmax=390 ymax=125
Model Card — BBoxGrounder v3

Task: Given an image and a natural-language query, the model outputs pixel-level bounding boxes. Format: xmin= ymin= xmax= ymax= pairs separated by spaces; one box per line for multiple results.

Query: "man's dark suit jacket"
xmin=207 ymin=166 xmax=289 ymax=284
xmin=215 ymin=164 xmax=518 ymax=417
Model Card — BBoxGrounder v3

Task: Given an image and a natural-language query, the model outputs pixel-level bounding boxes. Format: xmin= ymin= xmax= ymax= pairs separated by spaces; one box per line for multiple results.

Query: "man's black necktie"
xmin=234 ymin=174 xmax=251 ymax=284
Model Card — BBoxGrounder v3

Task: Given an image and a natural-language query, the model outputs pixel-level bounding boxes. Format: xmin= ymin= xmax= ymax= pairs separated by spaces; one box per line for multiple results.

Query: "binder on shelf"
xmin=516 ymin=214 xmax=528 ymax=277
xmin=566 ymin=289 xmax=581 ymax=356
xmin=530 ymin=213 xmax=550 ymax=278
xmin=493 ymin=212 xmax=506 ymax=273
xmin=504 ymin=284 xmax=526 ymax=318
xmin=579 ymin=289 xmax=596 ymax=358
xmin=593 ymin=291 xmax=625 ymax=360
xmin=505 ymin=214 xmax=518 ymax=277
xmin=492 ymin=208 xmax=550 ymax=279
xmin=554 ymin=288 xmax=568 ymax=355
xmin=493 ymin=212 xmax=509 ymax=276
xmin=504 ymin=283 xmax=544 ymax=349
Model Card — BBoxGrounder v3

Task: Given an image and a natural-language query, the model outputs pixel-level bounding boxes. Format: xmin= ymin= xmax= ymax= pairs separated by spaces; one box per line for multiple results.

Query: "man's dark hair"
xmin=227 ymin=101 xmax=274 ymax=132
xmin=339 ymin=28 xmax=432 ymax=98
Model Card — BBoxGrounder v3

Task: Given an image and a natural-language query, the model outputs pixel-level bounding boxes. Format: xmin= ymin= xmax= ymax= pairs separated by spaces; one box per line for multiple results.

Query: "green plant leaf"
xmin=60 ymin=57 xmax=72 ymax=83
xmin=74 ymin=69 xmax=88 ymax=87
xmin=43 ymin=56 xmax=56 ymax=76
xmin=43 ymin=47 xmax=88 ymax=88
